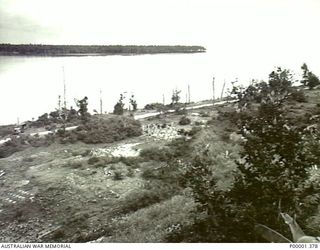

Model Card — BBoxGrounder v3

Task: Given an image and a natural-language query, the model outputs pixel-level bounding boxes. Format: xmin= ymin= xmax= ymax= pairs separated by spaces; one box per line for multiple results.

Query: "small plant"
xmin=171 ymin=89 xmax=181 ymax=105
xmin=22 ymin=156 xmax=34 ymax=162
xmin=129 ymin=95 xmax=138 ymax=111
xmin=126 ymin=168 xmax=135 ymax=177
xmin=113 ymin=94 xmax=125 ymax=115
xmin=301 ymin=63 xmax=320 ymax=90
xmin=179 ymin=116 xmax=191 ymax=125
xmin=75 ymin=96 xmax=90 ymax=121
xmin=87 ymin=156 xmax=100 ymax=165
xmin=113 ymin=170 xmax=124 ymax=180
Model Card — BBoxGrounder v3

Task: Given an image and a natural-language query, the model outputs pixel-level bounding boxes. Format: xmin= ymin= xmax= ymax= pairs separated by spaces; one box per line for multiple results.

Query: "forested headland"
xmin=0 ymin=44 xmax=206 ymax=56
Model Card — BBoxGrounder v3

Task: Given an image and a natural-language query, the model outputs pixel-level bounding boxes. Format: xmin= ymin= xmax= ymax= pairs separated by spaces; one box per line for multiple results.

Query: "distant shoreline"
xmin=0 ymin=44 xmax=206 ymax=56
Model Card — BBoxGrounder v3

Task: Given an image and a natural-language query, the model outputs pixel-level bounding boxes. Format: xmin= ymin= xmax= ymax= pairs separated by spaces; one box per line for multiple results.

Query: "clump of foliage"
xmin=301 ymin=63 xmax=320 ymax=90
xmin=106 ymin=195 xmax=196 ymax=243
xmin=113 ymin=94 xmax=125 ymax=115
xmin=171 ymin=89 xmax=181 ymax=105
xmin=0 ymin=125 xmax=15 ymax=137
xmin=32 ymin=96 xmax=83 ymax=129
xmin=0 ymin=137 xmax=27 ymax=158
xmin=144 ymin=103 xmax=166 ymax=110
xmin=70 ymin=116 xmax=142 ymax=144
xmin=172 ymin=67 xmax=320 ymax=242
xmin=140 ymin=137 xmax=192 ymax=164
xmin=228 ymin=68 xmax=320 ymax=240
xmin=116 ymin=185 xmax=176 ymax=215
xmin=0 ymin=134 xmax=55 ymax=158
xmin=113 ymin=170 xmax=124 ymax=181
xmin=129 ymin=95 xmax=138 ymax=112
xmin=179 ymin=116 xmax=191 ymax=125
xmin=229 ymin=68 xmax=306 ymax=109
xmin=75 ymin=96 xmax=90 ymax=121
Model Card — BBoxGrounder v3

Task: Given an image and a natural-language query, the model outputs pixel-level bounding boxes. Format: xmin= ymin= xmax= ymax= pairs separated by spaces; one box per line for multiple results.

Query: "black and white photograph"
xmin=0 ymin=0 xmax=320 ymax=246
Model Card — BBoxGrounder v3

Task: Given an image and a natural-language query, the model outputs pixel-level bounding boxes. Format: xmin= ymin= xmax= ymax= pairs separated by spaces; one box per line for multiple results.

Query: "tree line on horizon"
xmin=0 ymin=44 xmax=206 ymax=56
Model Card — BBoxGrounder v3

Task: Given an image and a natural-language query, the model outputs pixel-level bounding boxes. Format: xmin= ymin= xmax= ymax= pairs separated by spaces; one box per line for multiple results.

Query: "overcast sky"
xmin=0 ymin=0 xmax=319 ymax=49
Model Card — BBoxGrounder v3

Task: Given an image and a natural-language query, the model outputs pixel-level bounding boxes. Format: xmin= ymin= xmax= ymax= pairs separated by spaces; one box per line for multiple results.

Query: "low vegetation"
xmin=0 ymin=115 xmax=142 ymax=158
xmin=1 ymin=63 xmax=320 ymax=243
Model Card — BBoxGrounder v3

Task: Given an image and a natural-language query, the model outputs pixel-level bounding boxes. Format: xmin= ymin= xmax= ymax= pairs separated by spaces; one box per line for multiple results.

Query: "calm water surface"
xmin=0 ymin=52 xmax=247 ymax=125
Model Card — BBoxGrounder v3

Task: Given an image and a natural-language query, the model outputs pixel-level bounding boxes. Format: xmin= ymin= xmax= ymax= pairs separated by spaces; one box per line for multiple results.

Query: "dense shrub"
xmin=140 ymin=147 xmax=173 ymax=162
xmin=0 ymin=133 xmax=56 ymax=158
xmin=179 ymin=116 xmax=191 ymax=125
xmin=0 ymin=137 xmax=26 ymax=158
xmin=0 ymin=125 xmax=14 ymax=137
xmin=116 ymin=189 xmax=164 ymax=215
xmin=87 ymin=156 xmax=100 ymax=165
xmin=288 ymin=89 xmax=307 ymax=103
xmin=301 ymin=63 xmax=320 ymax=90
xmin=70 ymin=116 xmax=142 ymax=144
xmin=144 ymin=103 xmax=166 ymax=111
xmin=113 ymin=94 xmax=125 ymax=115
xmin=176 ymin=68 xmax=320 ymax=242
xmin=227 ymin=69 xmax=320 ymax=241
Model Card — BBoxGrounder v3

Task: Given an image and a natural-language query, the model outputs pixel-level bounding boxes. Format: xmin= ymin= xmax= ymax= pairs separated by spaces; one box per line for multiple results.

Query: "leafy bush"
xmin=287 ymin=88 xmax=307 ymax=103
xmin=179 ymin=116 xmax=191 ymax=125
xmin=0 ymin=138 xmax=26 ymax=158
xmin=185 ymin=126 xmax=202 ymax=137
xmin=301 ymin=63 xmax=320 ymax=90
xmin=140 ymin=147 xmax=172 ymax=162
xmin=87 ymin=156 xmax=100 ymax=165
xmin=171 ymin=153 xmax=242 ymax=242
xmin=116 ymin=189 xmax=163 ymax=215
xmin=140 ymin=137 xmax=191 ymax=163
xmin=70 ymin=116 xmax=142 ymax=144
xmin=113 ymin=170 xmax=124 ymax=180
xmin=0 ymin=125 xmax=14 ymax=137
xmin=178 ymin=68 xmax=320 ymax=242
xmin=113 ymin=94 xmax=125 ymax=115
xmin=174 ymin=107 xmax=187 ymax=115
xmin=0 ymin=133 xmax=56 ymax=158
xmin=144 ymin=103 xmax=166 ymax=111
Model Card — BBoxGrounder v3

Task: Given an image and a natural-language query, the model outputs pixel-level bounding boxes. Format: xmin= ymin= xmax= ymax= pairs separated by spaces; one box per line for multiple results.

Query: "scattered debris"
xmin=91 ymin=143 xmax=141 ymax=157
xmin=142 ymin=123 xmax=181 ymax=141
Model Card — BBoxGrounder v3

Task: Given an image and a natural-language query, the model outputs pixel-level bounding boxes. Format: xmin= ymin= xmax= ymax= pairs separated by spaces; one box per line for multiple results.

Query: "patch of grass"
xmin=22 ymin=156 xmax=35 ymax=162
xmin=71 ymin=149 xmax=91 ymax=157
xmin=105 ymin=195 xmax=196 ymax=242
xmin=126 ymin=168 xmax=135 ymax=177
xmin=64 ymin=160 xmax=84 ymax=169
xmin=51 ymin=229 xmax=66 ymax=241
xmin=140 ymin=147 xmax=172 ymax=162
